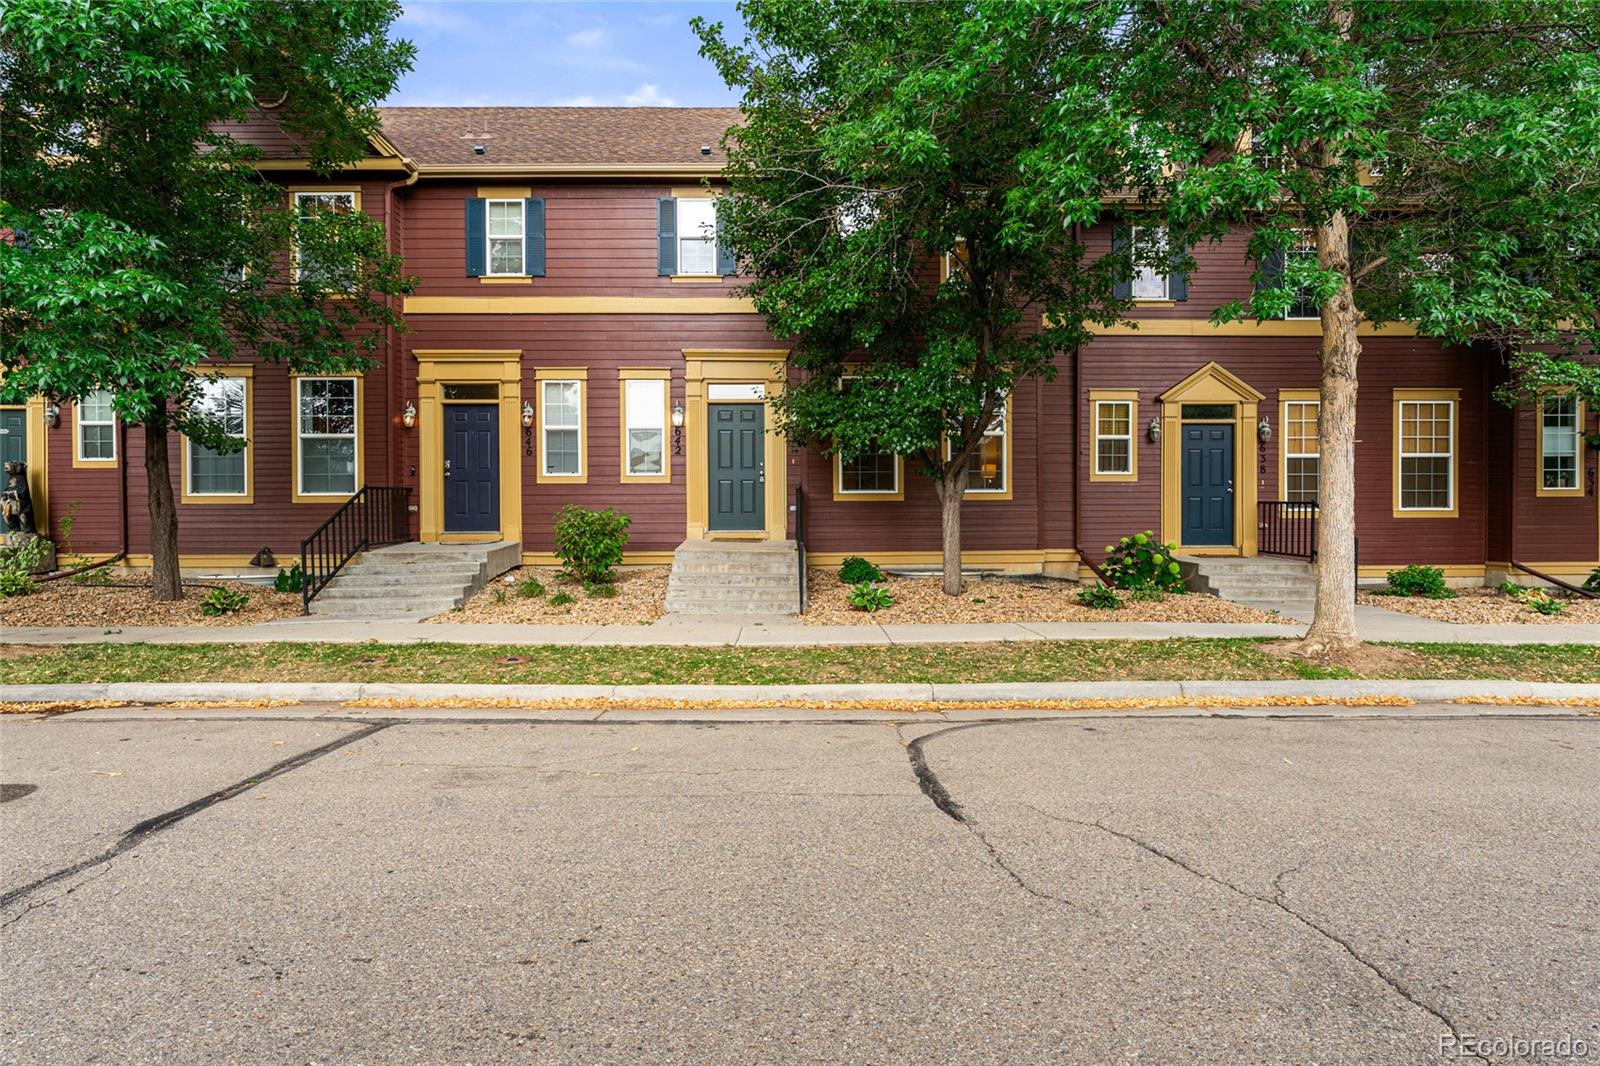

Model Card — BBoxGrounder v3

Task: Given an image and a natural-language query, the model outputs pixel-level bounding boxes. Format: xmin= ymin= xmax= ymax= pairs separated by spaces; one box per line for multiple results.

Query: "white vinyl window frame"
xmin=1394 ymin=391 xmax=1458 ymax=517
xmin=73 ymin=389 xmax=117 ymax=466
xmin=1280 ymin=394 xmax=1321 ymax=511
xmin=1129 ymin=225 xmax=1169 ymax=301
xmin=1537 ymin=391 xmax=1583 ymax=496
xmin=676 ymin=198 xmax=718 ymax=277
xmin=538 ymin=376 xmax=586 ymax=481
xmin=485 ymin=198 xmax=526 ymax=277
xmin=1091 ymin=395 xmax=1136 ymax=480
xmin=832 ymin=374 xmax=903 ymax=500
xmin=620 ymin=371 xmax=669 ymax=483
xmin=1282 ymin=232 xmax=1320 ymax=321
xmin=291 ymin=190 xmax=359 ymax=285
xmin=293 ymin=375 xmax=361 ymax=500
xmin=945 ymin=394 xmax=1012 ymax=498
xmin=182 ymin=372 xmax=252 ymax=502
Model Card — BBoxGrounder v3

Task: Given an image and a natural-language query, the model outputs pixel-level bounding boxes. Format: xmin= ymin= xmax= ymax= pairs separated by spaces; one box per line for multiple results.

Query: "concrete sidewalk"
xmin=5 ymin=603 xmax=1596 ymax=646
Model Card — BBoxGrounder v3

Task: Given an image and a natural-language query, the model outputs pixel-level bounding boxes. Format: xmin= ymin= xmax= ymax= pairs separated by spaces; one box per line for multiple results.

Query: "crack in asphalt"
xmin=0 ymin=722 xmax=393 ymax=919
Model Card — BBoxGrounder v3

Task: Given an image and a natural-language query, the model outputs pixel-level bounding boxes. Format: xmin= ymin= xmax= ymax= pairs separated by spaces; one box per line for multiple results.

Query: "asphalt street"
xmin=2 ymin=711 xmax=1596 ymax=1064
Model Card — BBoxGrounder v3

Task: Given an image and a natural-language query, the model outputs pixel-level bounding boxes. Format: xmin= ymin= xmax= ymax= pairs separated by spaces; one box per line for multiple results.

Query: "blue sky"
xmin=387 ymin=1 xmax=746 ymax=107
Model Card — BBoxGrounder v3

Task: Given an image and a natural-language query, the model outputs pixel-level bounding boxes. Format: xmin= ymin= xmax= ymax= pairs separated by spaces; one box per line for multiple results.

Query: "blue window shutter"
xmin=657 ymin=198 xmax=677 ymax=276
xmin=1168 ymin=246 xmax=1189 ymax=301
xmin=465 ymin=197 xmax=486 ymax=277
xmin=1111 ymin=224 xmax=1132 ymax=300
xmin=716 ymin=203 xmax=736 ymax=276
xmin=525 ymin=197 xmax=546 ymax=277
xmin=1257 ymin=247 xmax=1284 ymax=291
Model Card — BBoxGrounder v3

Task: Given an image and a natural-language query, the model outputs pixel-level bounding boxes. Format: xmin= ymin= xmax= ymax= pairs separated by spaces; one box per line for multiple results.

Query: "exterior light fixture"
xmin=44 ymin=402 xmax=60 ymax=429
xmin=671 ymin=401 xmax=686 ymax=455
xmin=671 ymin=402 xmax=685 ymax=428
xmin=1258 ymin=416 xmax=1272 ymax=443
xmin=521 ymin=401 xmax=535 ymax=428
xmin=1147 ymin=416 xmax=1161 ymax=443
xmin=401 ymin=401 xmax=416 ymax=428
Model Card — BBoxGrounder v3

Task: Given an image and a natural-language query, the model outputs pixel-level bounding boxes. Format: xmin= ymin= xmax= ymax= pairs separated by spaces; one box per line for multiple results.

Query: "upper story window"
xmin=657 ymin=197 xmax=735 ymax=277
xmin=292 ymin=191 xmax=358 ymax=286
xmin=1539 ymin=392 xmax=1582 ymax=495
xmin=1130 ymin=226 xmax=1168 ymax=300
xmin=1258 ymin=232 xmax=1320 ymax=319
xmin=74 ymin=389 xmax=116 ymax=466
xmin=1113 ymin=224 xmax=1187 ymax=302
xmin=486 ymin=199 xmax=525 ymax=276
xmin=465 ymin=196 xmax=545 ymax=278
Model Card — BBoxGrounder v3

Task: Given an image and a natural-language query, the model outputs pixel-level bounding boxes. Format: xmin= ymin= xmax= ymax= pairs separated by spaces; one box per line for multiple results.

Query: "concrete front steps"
xmin=664 ymin=539 xmax=801 ymax=617
xmin=307 ymin=541 xmax=519 ymax=620
xmin=1180 ymin=555 xmax=1318 ymax=620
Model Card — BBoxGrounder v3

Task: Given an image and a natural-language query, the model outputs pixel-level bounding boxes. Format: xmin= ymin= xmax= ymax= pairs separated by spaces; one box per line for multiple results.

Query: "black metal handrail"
xmin=300 ymin=485 xmax=412 ymax=612
xmin=794 ymin=485 xmax=808 ymax=613
xmin=1258 ymin=500 xmax=1318 ymax=560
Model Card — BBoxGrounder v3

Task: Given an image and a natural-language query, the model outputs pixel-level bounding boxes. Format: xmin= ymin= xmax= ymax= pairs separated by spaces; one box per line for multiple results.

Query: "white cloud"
xmin=565 ymin=26 xmax=608 ymax=49
xmin=623 ymin=83 xmax=676 ymax=107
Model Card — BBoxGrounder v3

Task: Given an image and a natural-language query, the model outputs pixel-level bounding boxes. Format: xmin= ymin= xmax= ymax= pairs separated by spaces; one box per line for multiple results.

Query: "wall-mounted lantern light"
xmin=44 ymin=402 xmax=60 ymax=429
xmin=1147 ymin=416 xmax=1161 ymax=443
xmin=671 ymin=401 xmax=686 ymax=455
xmin=521 ymin=401 xmax=535 ymax=428
xmin=1258 ymin=416 xmax=1272 ymax=443
xmin=401 ymin=401 xmax=416 ymax=428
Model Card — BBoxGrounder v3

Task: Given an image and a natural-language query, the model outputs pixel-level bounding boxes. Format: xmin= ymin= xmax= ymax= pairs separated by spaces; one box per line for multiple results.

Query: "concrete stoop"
xmin=1180 ymin=555 xmax=1318 ymax=619
xmin=665 ymin=539 xmax=801 ymax=616
xmin=308 ymin=541 xmax=519 ymax=620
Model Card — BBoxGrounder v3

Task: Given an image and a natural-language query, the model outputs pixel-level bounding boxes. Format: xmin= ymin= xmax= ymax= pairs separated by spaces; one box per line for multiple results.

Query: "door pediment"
xmin=1160 ymin=361 xmax=1265 ymax=405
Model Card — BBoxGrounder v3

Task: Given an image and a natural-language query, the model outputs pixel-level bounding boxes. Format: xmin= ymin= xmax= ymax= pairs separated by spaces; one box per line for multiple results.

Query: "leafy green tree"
xmin=1006 ymin=0 xmax=1600 ymax=653
xmin=0 ymin=0 xmax=415 ymax=601
xmin=694 ymin=0 xmax=1136 ymax=595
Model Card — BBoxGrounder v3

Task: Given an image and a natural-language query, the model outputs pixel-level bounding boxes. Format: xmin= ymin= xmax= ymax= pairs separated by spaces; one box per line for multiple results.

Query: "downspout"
xmin=383 ymin=159 xmax=420 ymax=491
xmin=1067 ymin=219 xmax=1108 ymax=584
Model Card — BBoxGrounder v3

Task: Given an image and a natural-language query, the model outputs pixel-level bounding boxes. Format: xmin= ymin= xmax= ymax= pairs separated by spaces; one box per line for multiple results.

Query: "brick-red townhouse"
xmin=12 ymin=107 xmax=1596 ymax=587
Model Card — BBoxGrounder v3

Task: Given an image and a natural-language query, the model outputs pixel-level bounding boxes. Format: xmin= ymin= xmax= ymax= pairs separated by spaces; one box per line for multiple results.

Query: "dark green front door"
xmin=0 ymin=408 xmax=26 ymax=471
xmin=709 ymin=403 xmax=764 ymax=531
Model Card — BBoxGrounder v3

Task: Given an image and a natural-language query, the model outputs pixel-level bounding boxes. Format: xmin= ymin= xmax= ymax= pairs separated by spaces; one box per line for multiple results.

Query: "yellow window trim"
xmin=181 ymin=365 xmax=255 ymax=505
xmin=478 ymin=276 xmax=534 ymax=285
xmin=290 ymin=372 xmax=364 ymax=505
xmin=1535 ymin=388 xmax=1585 ymax=498
xmin=1278 ymin=388 xmax=1320 ymax=517
xmin=476 ymin=186 xmax=532 ymax=199
xmin=618 ymin=368 xmax=672 ymax=485
xmin=535 ymin=367 xmax=588 ymax=484
xmin=670 ymin=275 xmax=724 ymax=283
xmin=1089 ymin=389 xmax=1139 ymax=483
xmin=1392 ymin=387 xmax=1460 ymax=519
xmin=71 ymin=391 xmax=118 ymax=469
xmin=945 ymin=392 xmax=1014 ymax=501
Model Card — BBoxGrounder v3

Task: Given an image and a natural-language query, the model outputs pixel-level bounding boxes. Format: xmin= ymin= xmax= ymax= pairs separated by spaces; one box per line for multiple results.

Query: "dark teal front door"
xmin=0 ymin=408 xmax=26 ymax=470
xmin=444 ymin=404 xmax=499 ymax=533
xmin=709 ymin=403 xmax=764 ymax=531
xmin=1181 ymin=423 xmax=1234 ymax=546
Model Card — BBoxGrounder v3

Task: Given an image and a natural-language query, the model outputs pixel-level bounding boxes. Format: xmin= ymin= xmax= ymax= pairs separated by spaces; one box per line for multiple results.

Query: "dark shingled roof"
xmin=375 ymin=106 xmax=742 ymax=167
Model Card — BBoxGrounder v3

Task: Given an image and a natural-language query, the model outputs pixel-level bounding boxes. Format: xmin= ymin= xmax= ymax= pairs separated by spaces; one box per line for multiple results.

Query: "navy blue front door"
xmin=709 ymin=403 xmax=764 ymax=531
xmin=1181 ymin=423 xmax=1234 ymax=546
xmin=444 ymin=404 xmax=499 ymax=533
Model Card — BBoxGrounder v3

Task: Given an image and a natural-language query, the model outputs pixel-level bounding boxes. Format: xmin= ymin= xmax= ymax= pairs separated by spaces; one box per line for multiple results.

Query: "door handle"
xmin=444 ymin=458 xmax=452 ymax=479
xmin=758 ymin=461 xmax=765 ymax=484
xmin=1225 ymin=479 xmax=1234 ymax=495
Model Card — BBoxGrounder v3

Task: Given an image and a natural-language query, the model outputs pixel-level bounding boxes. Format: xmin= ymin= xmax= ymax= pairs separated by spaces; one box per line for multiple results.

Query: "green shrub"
xmin=552 ymin=506 xmax=631 ymax=584
xmin=1384 ymin=564 xmax=1455 ymax=599
xmin=515 ymin=575 xmax=547 ymax=599
xmin=1502 ymin=581 xmax=1567 ymax=616
xmin=847 ymin=580 xmax=893 ymax=612
xmin=1129 ymin=586 xmax=1165 ymax=602
xmin=549 ymin=591 xmax=575 ymax=607
xmin=1077 ymin=584 xmax=1121 ymax=610
xmin=1102 ymin=531 xmax=1185 ymax=592
xmin=199 ymin=587 xmax=249 ymax=616
xmin=584 ymin=581 xmax=617 ymax=599
xmin=492 ymin=587 xmax=507 ymax=605
xmin=273 ymin=562 xmax=304 ymax=594
xmin=0 ymin=537 xmax=47 ymax=597
xmin=1584 ymin=566 xmax=1600 ymax=595
xmin=838 ymin=556 xmax=883 ymax=584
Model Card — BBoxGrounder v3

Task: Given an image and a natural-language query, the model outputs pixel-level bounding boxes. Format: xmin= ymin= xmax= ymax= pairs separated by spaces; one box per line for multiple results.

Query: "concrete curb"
xmin=8 ymin=679 xmax=1600 ymax=705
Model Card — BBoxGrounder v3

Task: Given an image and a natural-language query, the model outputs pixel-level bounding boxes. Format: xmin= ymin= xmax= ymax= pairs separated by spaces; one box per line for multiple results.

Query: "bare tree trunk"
xmin=934 ymin=466 xmax=966 ymax=596
xmin=1303 ymin=209 xmax=1361 ymax=654
xmin=145 ymin=407 xmax=182 ymax=603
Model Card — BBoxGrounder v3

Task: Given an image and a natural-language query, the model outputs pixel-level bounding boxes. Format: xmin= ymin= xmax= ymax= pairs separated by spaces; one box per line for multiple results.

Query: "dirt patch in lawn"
xmin=1261 ymin=640 xmax=1431 ymax=675
xmin=432 ymin=566 xmax=669 ymax=625
xmin=1359 ymin=587 xmax=1600 ymax=625
xmin=802 ymin=569 xmax=1285 ymax=626
xmin=1 ymin=578 xmax=302 ymax=628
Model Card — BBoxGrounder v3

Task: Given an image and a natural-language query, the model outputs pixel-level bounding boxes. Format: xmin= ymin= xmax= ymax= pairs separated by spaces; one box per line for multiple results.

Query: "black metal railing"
xmin=300 ymin=485 xmax=412 ymax=612
xmin=794 ymin=485 xmax=808 ymax=614
xmin=1258 ymin=500 xmax=1319 ymax=560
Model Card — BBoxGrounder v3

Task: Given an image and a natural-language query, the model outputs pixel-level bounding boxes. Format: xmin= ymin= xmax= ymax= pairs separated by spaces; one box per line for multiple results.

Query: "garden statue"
xmin=1 ymin=460 xmax=37 ymax=535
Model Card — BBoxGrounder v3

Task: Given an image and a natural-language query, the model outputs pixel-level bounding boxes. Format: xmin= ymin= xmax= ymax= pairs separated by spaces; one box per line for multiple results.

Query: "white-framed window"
xmin=486 ymin=199 xmax=525 ymax=276
xmin=1094 ymin=398 xmax=1134 ymax=477
xmin=541 ymin=379 xmax=583 ymax=477
xmin=75 ymin=389 xmax=116 ymax=463
xmin=838 ymin=446 xmax=900 ymax=495
xmin=677 ymin=198 xmax=718 ymax=275
xmin=1130 ymin=225 xmax=1169 ymax=300
xmin=1282 ymin=397 xmax=1321 ymax=506
xmin=186 ymin=376 xmax=248 ymax=497
xmin=295 ymin=376 xmax=358 ymax=496
xmin=1396 ymin=396 xmax=1455 ymax=513
xmin=964 ymin=401 xmax=1008 ymax=494
xmin=292 ymin=190 xmax=357 ymax=284
xmin=1539 ymin=393 xmax=1581 ymax=493
xmin=623 ymin=376 xmax=666 ymax=478
xmin=1283 ymin=233 xmax=1319 ymax=320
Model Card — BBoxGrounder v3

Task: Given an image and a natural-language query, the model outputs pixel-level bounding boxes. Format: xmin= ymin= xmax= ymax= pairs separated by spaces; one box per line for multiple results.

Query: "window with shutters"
xmin=291 ymin=190 xmax=358 ymax=286
xmin=74 ymin=389 xmax=117 ymax=466
xmin=677 ymin=198 xmax=718 ymax=275
xmin=1538 ymin=392 xmax=1583 ymax=495
xmin=184 ymin=373 xmax=251 ymax=502
xmin=1280 ymin=392 xmax=1320 ymax=509
xmin=1282 ymin=233 xmax=1319 ymax=320
xmin=538 ymin=374 xmax=585 ymax=481
xmin=1091 ymin=391 xmax=1137 ymax=482
xmin=486 ymin=199 xmax=525 ymax=276
xmin=620 ymin=371 xmax=669 ymax=483
xmin=294 ymin=376 xmax=360 ymax=499
xmin=1130 ymin=226 xmax=1168 ymax=301
xmin=1393 ymin=390 xmax=1457 ymax=516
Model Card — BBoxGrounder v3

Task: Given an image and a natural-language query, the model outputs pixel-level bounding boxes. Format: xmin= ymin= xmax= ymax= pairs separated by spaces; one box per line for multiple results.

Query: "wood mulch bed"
xmin=0 ymin=576 xmax=302 ymax=628
xmin=802 ymin=568 xmax=1284 ymax=625
xmin=432 ymin=566 xmax=669 ymax=625
xmin=1359 ymin=587 xmax=1600 ymax=625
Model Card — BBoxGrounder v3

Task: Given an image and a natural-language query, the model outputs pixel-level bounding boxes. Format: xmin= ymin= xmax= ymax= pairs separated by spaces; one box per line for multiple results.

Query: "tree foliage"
xmin=0 ymin=0 xmax=416 ymax=598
